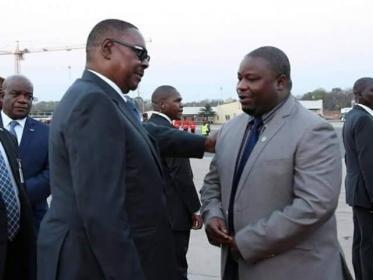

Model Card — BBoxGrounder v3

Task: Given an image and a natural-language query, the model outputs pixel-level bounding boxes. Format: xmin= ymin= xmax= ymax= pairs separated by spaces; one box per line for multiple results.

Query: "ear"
xmin=275 ymin=74 xmax=287 ymax=91
xmin=100 ymin=39 xmax=114 ymax=60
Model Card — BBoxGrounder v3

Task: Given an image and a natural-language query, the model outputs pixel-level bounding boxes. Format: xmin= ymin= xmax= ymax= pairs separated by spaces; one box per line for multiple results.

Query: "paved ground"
xmin=187 ymin=121 xmax=354 ymax=279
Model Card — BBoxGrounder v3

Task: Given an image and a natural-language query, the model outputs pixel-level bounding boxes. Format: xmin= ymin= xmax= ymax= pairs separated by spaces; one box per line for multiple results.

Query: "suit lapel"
xmin=81 ymin=70 xmax=164 ymax=174
xmin=224 ymin=114 xmax=252 ymax=194
xmin=234 ymin=96 xmax=296 ymax=199
xmin=19 ymin=117 xmax=33 ymax=153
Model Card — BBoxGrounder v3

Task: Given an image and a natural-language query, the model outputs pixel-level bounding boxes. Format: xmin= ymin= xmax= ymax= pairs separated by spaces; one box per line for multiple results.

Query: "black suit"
xmin=343 ymin=105 xmax=373 ymax=280
xmin=38 ymin=70 xmax=206 ymax=280
xmin=148 ymin=113 xmax=201 ymax=279
xmin=0 ymin=128 xmax=36 ymax=280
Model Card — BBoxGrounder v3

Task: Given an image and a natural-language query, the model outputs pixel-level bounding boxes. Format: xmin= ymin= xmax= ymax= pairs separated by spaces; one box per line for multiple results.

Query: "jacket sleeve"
xmin=200 ymin=128 xmax=225 ymax=222
xmin=354 ymin=115 xmax=373 ymax=201
xmin=143 ymin=122 xmax=205 ymax=158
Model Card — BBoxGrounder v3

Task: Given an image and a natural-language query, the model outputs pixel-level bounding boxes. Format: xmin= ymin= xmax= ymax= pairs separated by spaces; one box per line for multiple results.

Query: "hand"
xmin=191 ymin=213 xmax=203 ymax=230
xmin=204 ymin=130 xmax=218 ymax=153
xmin=205 ymin=217 xmax=232 ymax=247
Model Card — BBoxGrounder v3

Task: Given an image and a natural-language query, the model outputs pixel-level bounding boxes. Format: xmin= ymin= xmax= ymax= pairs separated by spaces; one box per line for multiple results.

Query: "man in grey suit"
xmin=200 ymin=46 xmax=351 ymax=280
xmin=343 ymin=77 xmax=373 ymax=280
xmin=37 ymin=19 xmax=212 ymax=280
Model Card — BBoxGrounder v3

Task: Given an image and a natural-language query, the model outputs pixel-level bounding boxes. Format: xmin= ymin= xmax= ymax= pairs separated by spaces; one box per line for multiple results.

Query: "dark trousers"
xmin=223 ymin=251 xmax=238 ymax=280
xmin=352 ymin=206 xmax=373 ymax=280
xmin=4 ymin=234 xmax=28 ymax=280
xmin=173 ymin=230 xmax=191 ymax=280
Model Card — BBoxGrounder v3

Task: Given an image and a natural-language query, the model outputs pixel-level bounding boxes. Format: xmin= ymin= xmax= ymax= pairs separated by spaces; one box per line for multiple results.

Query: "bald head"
xmin=86 ymin=19 xmax=138 ymax=63
xmin=353 ymin=77 xmax=373 ymax=108
xmin=151 ymin=85 xmax=183 ymax=120
xmin=152 ymin=85 xmax=178 ymax=107
xmin=2 ymin=75 xmax=33 ymax=91
xmin=246 ymin=46 xmax=292 ymax=90
xmin=1 ymin=75 xmax=34 ymax=120
xmin=353 ymin=77 xmax=373 ymax=96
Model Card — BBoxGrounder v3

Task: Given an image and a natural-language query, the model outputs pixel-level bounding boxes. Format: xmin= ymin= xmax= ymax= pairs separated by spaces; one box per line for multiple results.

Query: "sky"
xmin=1 ymin=0 xmax=372 ymax=102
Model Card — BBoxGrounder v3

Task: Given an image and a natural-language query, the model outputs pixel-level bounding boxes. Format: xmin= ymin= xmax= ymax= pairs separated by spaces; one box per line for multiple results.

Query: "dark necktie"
xmin=228 ymin=116 xmax=263 ymax=233
xmin=0 ymin=151 xmax=20 ymax=240
xmin=125 ymin=97 xmax=141 ymax=124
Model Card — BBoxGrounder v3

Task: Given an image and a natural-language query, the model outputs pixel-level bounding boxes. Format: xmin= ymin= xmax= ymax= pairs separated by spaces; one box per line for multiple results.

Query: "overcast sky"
xmin=1 ymin=0 xmax=372 ymax=102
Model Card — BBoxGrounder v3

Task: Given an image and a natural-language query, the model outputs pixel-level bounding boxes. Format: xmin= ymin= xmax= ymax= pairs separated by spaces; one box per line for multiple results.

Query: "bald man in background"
xmin=0 ymin=75 xmax=50 ymax=231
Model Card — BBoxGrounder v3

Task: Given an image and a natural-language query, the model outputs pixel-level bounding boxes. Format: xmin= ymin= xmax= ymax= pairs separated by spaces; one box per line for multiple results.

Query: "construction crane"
xmin=0 ymin=41 xmax=84 ymax=74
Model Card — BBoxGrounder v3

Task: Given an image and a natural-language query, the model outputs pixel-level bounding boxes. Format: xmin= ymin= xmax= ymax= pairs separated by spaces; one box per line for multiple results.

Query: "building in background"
xmin=213 ymin=98 xmax=324 ymax=124
xmin=299 ymin=100 xmax=323 ymax=116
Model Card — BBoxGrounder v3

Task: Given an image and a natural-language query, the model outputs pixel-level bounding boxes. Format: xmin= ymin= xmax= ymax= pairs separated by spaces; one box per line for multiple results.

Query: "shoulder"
xmin=345 ymin=107 xmax=373 ymax=130
xmin=220 ymin=113 xmax=248 ymax=131
xmin=27 ymin=117 xmax=49 ymax=131
xmin=293 ymin=101 xmax=332 ymax=130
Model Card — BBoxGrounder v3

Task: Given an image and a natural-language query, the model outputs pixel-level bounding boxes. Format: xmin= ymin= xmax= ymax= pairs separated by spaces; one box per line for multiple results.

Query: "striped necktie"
xmin=0 ymin=151 xmax=20 ymax=240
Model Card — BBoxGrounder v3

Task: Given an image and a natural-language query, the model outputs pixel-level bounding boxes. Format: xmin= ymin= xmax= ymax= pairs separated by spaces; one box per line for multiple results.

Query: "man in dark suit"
xmin=343 ymin=77 xmax=373 ymax=280
xmin=0 ymin=75 xmax=50 ymax=231
xmin=38 ymin=19 xmax=212 ymax=280
xmin=0 ymin=127 xmax=36 ymax=280
xmin=149 ymin=85 xmax=203 ymax=279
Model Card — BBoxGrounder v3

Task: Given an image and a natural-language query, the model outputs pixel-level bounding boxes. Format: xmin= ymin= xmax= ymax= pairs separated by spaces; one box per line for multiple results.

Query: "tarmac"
xmin=187 ymin=121 xmax=354 ymax=279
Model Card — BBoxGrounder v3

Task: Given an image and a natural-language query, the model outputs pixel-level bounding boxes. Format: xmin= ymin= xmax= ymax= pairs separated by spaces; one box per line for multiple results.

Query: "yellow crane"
xmin=0 ymin=41 xmax=84 ymax=74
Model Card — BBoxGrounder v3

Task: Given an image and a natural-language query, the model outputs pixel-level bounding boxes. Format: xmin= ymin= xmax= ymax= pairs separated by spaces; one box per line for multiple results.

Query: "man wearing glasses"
xmin=0 ymin=75 xmax=50 ymax=232
xmin=38 ymin=19 xmax=211 ymax=280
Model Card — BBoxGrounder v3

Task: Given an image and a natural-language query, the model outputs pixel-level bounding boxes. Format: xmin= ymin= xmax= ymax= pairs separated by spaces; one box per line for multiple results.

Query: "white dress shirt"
xmin=151 ymin=111 xmax=172 ymax=124
xmin=357 ymin=103 xmax=373 ymax=117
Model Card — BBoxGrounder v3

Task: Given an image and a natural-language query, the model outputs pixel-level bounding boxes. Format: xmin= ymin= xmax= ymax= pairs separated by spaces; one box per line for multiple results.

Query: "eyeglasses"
xmin=110 ymin=39 xmax=150 ymax=62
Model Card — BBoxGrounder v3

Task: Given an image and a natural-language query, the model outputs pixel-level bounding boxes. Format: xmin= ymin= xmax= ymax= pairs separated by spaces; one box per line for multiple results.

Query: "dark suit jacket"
xmin=19 ymin=117 xmax=49 ymax=230
xmin=148 ymin=114 xmax=201 ymax=230
xmin=0 ymin=128 xmax=36 ymax=280
xmin=0 ymin=115 xmax=50 ymax=230
xmin=38 ymin=70 xmax=205 ymax=280
xmin=343 ymin=105 xmax=373 ymax=208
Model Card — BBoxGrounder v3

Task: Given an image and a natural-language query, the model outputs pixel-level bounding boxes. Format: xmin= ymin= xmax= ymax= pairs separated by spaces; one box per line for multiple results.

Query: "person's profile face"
xmin=162 ymin=91 xmax=183 ymax=120
xmin=236 ymin=56 xmax=280 ymax=116
xmin=109 ymin=28 xmax=149 ymax=92
xmin=1 ymin=78 xmax=33 ymax=120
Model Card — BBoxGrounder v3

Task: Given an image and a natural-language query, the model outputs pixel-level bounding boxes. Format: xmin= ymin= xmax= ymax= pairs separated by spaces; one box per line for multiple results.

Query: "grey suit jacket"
xmin=201 ymin=95 xmax=351 ymax=280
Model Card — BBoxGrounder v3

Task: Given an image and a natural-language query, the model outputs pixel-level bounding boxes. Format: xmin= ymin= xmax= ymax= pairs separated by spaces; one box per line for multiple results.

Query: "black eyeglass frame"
xmin=109 ymin=39 xmax=150 ymax=62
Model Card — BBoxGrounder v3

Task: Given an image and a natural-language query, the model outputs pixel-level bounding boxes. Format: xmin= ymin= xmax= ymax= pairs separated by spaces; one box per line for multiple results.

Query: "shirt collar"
xmin=88 ymin=69 xmax=128 ymax=103
xmin=1 ymin=110 xmax=27 ymax=128
xmin=151 ymin=111 xmax=173 ymax=124
xmin=356 ymin=103 xmax=373 ymax=117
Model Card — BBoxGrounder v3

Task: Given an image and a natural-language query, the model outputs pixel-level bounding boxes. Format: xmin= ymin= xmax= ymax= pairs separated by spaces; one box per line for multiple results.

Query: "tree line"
xmin=31 ymin=89 xmax=354 ymax=114
xmin=299 ymin=88 xmax=353 ymax=111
